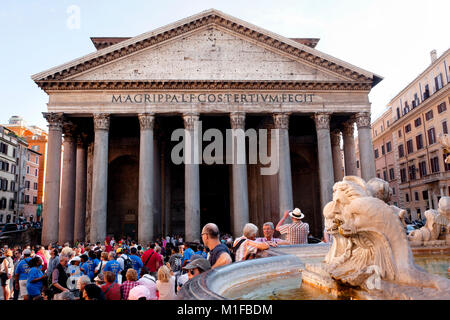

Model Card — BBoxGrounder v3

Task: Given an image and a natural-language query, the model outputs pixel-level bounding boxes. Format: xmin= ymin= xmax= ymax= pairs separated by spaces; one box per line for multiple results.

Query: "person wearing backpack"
xmin=116 ymin=248 xmax=133 ymax=280
xmin=129 ymin=247 xmax=143 ymax=275
xmin=141 ymin=243 xmax=160 ymax=277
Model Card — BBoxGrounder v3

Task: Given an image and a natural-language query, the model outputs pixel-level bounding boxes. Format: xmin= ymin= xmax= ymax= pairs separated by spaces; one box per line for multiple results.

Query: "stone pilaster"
xmin=138 ymin=113 xmax=155 ymax=244
xmin=313 ymin=112 xmax=335 ymax=211
xmin=41 ymin=113 xmax=63 ymax=245
xmin=74 ymin=134 xmax=88 ymax=243
xmin=90 ymin=113 xmax=110 ymax=243
xmin=59 ymin=122 xmax=77 ymax=245
xmin=330 ymin=129 xmax=343 ymax=182
xmin=355 ymin=112 xmax=376 ymax=181
xmin=183 ymin=113 xmax=200 ymax=241
xmin=230 ymin=112 xmax=249 ymax=238
xmin=342 ymin=120 xmax=358 ymax=176
xmin=273 ymin=113 xmax=294 ymax=218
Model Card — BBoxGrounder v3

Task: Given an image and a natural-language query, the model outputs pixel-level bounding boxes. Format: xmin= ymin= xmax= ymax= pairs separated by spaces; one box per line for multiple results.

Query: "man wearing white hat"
xmin=275 ymin=208 xmax=309 ymax=244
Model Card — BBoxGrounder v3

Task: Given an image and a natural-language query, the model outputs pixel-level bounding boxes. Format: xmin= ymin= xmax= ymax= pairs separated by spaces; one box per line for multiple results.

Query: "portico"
xmin=33 ymin=9 xmax=381 ymax=245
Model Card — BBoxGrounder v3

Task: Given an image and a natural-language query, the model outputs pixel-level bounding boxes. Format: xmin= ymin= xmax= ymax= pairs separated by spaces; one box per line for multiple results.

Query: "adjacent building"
xmin=358 ymin=49 xmax=449 ymax=222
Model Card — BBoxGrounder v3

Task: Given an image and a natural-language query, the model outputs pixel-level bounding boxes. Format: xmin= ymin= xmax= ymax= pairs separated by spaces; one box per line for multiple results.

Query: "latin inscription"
xmin=112 ymin=93 xmax=314 ymax=104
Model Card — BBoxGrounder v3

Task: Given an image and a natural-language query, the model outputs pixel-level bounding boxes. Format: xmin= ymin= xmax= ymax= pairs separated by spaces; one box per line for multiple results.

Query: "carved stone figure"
xmin=438 ymin=134 xmax=450 ymax=164
xmin=321 ymin=176 xmax=449 ymax=292
xmin=408 ymin=209 xmax=447 ymax=242
xmin=366 ymin=178 xmax=407 ymax=228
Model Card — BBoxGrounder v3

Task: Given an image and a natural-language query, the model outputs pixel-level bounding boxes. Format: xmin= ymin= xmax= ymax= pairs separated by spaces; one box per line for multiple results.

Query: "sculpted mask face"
xmin=323 ymin=201 xmax=342 ymax=235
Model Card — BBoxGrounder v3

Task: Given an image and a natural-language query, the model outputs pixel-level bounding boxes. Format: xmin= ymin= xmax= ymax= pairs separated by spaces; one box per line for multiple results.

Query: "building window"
xmin=414 ymin=192 xmax=419 ymax=201
xmin=405 ymin=124 xmax=411 ymax=133
xmin=437 ymin=102 xmax=447 ymax=113
xmin=430 ymin=156 xmax=440 ymax=173
xmin=0 ymin=143 xmax=8 ymax=155
xmin=400 ymin=168 xmax=407 ymax=183
xmin=434 ymin=73 xmax=443 ymax=92
xmin=396 ymin=108 xmax=401 ymax=119
xmin=383 ymin=170 xmax=387 ymax=181
xmin=0 ymin=198 xmax=6 ymax=210
xmin=398 ymin=130 xmax=402 ymax=138
xmin=424 ymin=84 xmax=430 ymax=100
xmin=405 ymin=193 xmax=410 ymax=202
xmin=35 ymin=169 xmax=38 ymax=176
xmin=33 ymin=196 xmax=37 ymax=205
xmin=392 ymin=187 xmax=396 ymax=195
xmin=356 ymin=160 xmax=359 ymax=168
xmin=25 ymin=180 xmax=30 ymax=190
xmin=422 ymin=190 xmax=429 ymax=200
xmin=427 ymin=127 xmax=436 ymax=144
xmin=10 ymin=181 xmax=15 ymax=192
xmin=398 ymin=144 xmax=405 ymax=158
xmin=413 ymin=93 xmax=420 ymax=107
xmin=406 ymin=139 xmax=414 ymax=154
xmin=419 ymin=161 xmax=427 ymax=177
xmin=425 ymin=110 xmax=434 ymax=121
xmin=9 ymin=199 xmax=14 ymax=210
xmin=408 ymin=164 xmax=417 ymax=180
xmin=24 ymin=195 xmax=30 ymax=204
xmin=389 ymin=168 xmax=395 ymax=180
xmin=33 ymin=182 xmax=38 ymax=190
xmin=414 ymin=118 xmax=422 ymax=127
xmin=26 ymin=166 xmax=29 ymax=174
xmin=381 ymin=145 xmax=385 ymax=155
xmin=1 ymin=179 xmax=8 ymax=191
xmin=374 ymin=149 xmax=379 ymax=159
xmin=377 ymin=172 xmax=381 ymax=178
xmin=416 ymin=134 xmax=423 ymax=150
xmin=443 ymin=121 xmax=448 ymax=134
xmin=386 ymin=141 xmax=392 ymax=152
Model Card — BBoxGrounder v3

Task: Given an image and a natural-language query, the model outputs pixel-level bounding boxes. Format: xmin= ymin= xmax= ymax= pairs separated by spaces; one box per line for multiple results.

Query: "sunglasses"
xmin=189 ymin=269 xmax=198 ymax=276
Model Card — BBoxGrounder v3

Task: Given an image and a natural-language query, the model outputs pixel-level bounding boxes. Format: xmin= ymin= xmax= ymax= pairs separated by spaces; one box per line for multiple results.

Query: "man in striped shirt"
xmin=276 ymin=208 xmax=309 ymax=244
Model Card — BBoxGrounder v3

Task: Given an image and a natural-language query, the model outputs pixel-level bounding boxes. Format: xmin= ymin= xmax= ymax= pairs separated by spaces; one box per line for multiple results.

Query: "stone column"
xmin=183 ymin=113 xmax=200 ymax=242
xmin=313 ymin=113 xmax=335 ymax=211
xmin=273 ymin=113 xmax=293 ymax=218
xmin=230 ymin=112 xmax=250 ymax=237
xmin=74 ymin=134 xmax=87 ymax=243
xmin=90 ymin=113 xmax=110 ymax=243
xmin=41 ymin=113 xmax=63 ymax=245
xmin=356 ymin=112 xmax=376 ymax=181
xmin=138 ymin=113 xmax=155 ymax=245
xmin=342 ymin=120 xmax=357 ymax=176
xmin=59 ymin=122 xmax=77 ymax=245
xmin=331 ymin=129 xmax=344 ymax=182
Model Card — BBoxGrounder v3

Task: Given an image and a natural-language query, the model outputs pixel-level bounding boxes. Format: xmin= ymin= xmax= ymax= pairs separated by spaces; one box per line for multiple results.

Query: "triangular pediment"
xmin=32 ymin=9 xmax=382 ymax=87
xmin=68 ymin=27 xmax=343 ymax=82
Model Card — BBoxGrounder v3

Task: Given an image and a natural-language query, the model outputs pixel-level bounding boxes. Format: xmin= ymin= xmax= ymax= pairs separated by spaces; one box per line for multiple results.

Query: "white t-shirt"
xmin=156 ymin=276 xmax=177 ymax=300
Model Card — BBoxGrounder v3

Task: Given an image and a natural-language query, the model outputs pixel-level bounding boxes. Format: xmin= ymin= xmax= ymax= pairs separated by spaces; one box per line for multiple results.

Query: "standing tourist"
xmin=276 ymin=208 xmax=310 ymax=244
xmin=101 ymin=271 xmax=121 ymax=300
xmin=103 ymin=252 xmax=122 ymax=283
xmin=201 ymin=223 xmax=232 ymax=269
xmin=233 ymin=223 xmax=270 ymax=262
xmin=51 ymin=255 xmax=69 ymax=294
xmin=255 ymin=222 xmax=290 ymax=246
xmin=129 ymin=247 xmax=143 ymax=275
xmin=47 ymin=248 xmax=60 ymax=282
xmin=141 ymin=243 xmax=160 ymax=277
xmin=26 ymin=256 xmax=46 ymax=300
xmin=120 ymin=269 xmax=139 ymax=300
xmin=14 ymin=249 xmax=32 ymax=300
xmin=156 ymin=265 xmax=176 ymax=300
xmin=0 ymin=249 xmax=14 ymax=300
xmin=34 ymin=245 xmax=48 ymax=273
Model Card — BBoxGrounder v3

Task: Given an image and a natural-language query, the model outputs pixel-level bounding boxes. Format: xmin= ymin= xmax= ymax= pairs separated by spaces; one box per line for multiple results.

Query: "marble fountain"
xmin=178 ymin=176 xmax=450 ymax=300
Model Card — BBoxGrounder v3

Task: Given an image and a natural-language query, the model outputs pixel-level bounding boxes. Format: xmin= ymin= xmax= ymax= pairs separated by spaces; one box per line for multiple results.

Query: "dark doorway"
xmin=107 ymin=155 xmax=139 ymax=239
xmin=200 ymin=164 xmax=231 ymax=234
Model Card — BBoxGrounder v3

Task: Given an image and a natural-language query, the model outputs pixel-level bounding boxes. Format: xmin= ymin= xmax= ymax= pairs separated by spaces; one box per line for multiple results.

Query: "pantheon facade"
xmin=32 ymin=9 xmax=381 ymax=245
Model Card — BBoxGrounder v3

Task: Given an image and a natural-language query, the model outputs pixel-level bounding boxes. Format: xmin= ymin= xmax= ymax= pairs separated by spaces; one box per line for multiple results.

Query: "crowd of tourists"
xmin=0 ymin=208 xmax=317 ymax=300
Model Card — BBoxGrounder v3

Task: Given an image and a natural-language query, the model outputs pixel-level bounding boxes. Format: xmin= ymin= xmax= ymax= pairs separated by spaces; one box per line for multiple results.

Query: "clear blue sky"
xmin=0 ymin=0 xmax=448 ymax=130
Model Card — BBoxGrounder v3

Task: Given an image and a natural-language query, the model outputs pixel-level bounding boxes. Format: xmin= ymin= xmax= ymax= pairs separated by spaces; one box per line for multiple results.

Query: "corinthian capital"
xmin=43 ymin=112 xmax=64 ymax=130
xmin=93 ymin=113 xmax=110 ymax=131
xmin=183 ymin=112 xmax=200 ymax=130
xmin=313 ymin=112 xmax=331 ymax=130
xmin=330 ymin=129 xmax=341 ymax=146
xmin=273 ymin=113 xmax=290 ymax=129
xmin=355 ymin=112 xmax=371 ymax=129
xmin=138 ymin=113 xmax=155 ymax=130
xmin=230 ymin=112 xmax=246 ymax=129
xmin=62 ymin=121 xmax=77 ymax=141
xmin=341 ymin=120 xmax=355 ymax=136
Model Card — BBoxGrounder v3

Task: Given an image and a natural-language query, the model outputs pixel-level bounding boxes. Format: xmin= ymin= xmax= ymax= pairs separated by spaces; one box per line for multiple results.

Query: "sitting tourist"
xmin=233 ymin=223 xmax=269 ymax=262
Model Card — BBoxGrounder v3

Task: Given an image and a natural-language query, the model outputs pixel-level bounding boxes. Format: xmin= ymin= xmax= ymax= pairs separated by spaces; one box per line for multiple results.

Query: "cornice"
xmin=390 ymin=85 xmax=449 ymax=130
xmin=32 ymin=10 xmax=379 ymax=87
xmin=37 ymin=80 xmax=373 ymax=92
